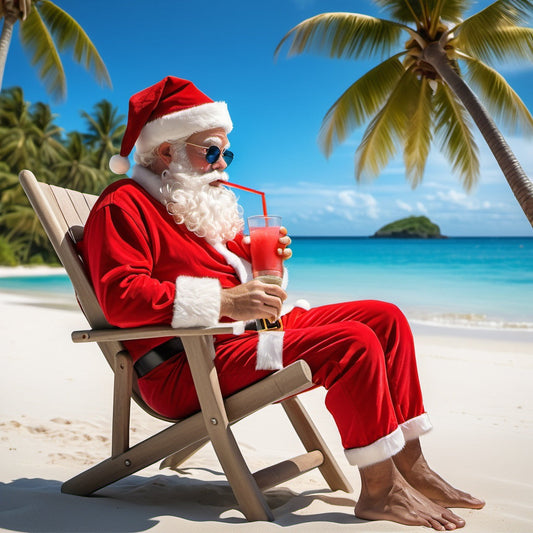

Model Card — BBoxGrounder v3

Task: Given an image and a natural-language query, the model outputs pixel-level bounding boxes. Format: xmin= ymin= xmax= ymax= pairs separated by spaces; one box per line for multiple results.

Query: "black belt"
xmin=134 ymin=323 xmax=259 ymax=378
xmin=134 ymin=337 xmax=184 ymax=378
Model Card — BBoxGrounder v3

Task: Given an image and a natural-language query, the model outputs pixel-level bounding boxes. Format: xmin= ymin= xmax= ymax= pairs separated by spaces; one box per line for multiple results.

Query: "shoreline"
xmin=0 ymin=265 xmax=65 ymax=277
xmin=0 ymin=265 xmax=532 ymax=334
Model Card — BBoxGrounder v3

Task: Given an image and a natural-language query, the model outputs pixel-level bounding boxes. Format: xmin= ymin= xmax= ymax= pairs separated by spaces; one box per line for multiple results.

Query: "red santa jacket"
xmin=79 ymin=178 xmax=252 ymax=361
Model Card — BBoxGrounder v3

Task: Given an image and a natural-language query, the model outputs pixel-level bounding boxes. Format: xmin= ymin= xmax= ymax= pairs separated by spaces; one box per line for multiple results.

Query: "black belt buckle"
xmin=255 ymin=317 xmax=283 ymax=331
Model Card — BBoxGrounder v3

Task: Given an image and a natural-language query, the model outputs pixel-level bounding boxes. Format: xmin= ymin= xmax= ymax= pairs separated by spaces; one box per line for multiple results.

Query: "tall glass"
xmin=247 ymin=215 xmax=284 ymax=331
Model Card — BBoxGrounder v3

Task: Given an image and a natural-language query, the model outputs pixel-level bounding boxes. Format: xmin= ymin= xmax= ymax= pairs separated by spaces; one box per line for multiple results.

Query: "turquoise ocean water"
xmin=0 ymin=237 xmax=531 ymax=330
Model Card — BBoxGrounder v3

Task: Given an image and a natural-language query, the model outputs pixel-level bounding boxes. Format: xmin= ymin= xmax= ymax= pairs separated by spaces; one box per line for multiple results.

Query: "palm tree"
xmin=0 ymin=86 xmax=65 ymax=180
xmin=0 ymin=86 xmax=38 ymax=171
xmin=0 ymin=88 xmax=61 ymax=261
xmin=0 ymin=160 xmax=53 ymax=263
xmin=276 ymin=0 xmax=533 ymax=227
xmin=53 ymin=131 xmax=108 ymax=194
xmin=0 ymin=0 xmax=111 ymax=101
xmin=81 ymin=99 xmax=125 ymax=171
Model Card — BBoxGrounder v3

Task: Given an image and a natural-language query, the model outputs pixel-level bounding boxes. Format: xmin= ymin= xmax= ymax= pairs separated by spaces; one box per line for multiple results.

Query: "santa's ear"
xmin=157 ymin=142 xmax=173 ymax=166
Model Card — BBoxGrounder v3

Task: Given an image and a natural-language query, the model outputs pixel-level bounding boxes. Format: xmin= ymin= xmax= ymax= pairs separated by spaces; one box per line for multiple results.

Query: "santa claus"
xmin=80 ymin=76 xmax=483 ymax=529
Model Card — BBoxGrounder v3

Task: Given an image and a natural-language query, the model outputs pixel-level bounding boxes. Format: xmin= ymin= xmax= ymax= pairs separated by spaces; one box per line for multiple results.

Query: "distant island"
xmin=372 ymin=216 xmax=446 ymax=239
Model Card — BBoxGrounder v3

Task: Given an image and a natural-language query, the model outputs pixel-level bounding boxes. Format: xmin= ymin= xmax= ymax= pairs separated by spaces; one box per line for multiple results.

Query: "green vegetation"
xmin=0 ymin=86 xmax=125 ymax=265
xmin=0 ymin=0 xmax=111 ymax=101
xmin=0 ymin=1 xmax=114 ymax=264
xmin=276 ymin=0 xmax=533 ymax=227
xmin=373 ymin=216 xmax=444 ymax=239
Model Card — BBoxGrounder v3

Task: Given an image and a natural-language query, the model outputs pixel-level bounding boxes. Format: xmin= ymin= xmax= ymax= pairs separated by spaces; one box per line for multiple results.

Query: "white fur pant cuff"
xmin=400 ymin=413 xmax=432 ymax=441
xmin=344 ymin=427 xmax=405 ymax=468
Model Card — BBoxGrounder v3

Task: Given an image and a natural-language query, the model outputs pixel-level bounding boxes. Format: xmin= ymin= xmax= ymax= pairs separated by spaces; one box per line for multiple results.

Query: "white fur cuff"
xmin=256 ymin=330 xmax=284 ymax=370
xmin=344 ymin=427 xmax=405 ymax=468
xmin=172 ymin=276 xmax=221 ymax=328
xmin=401 ymin=413 xmax=432 ymax=441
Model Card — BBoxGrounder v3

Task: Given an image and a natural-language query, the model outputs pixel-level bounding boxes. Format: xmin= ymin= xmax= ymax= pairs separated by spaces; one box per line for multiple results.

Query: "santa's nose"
xmin=211 ymin=154 xmax=227 ymax=170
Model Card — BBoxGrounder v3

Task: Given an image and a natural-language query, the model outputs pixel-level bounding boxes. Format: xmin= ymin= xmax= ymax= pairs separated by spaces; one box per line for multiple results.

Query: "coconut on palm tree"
xmin=0 ymin=0 xmax=110 ymax=101
xmin=276 ymin=0 xmax=533 ymax=227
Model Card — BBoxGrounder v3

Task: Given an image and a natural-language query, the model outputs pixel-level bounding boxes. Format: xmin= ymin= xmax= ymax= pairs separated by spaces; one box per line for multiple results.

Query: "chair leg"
xmin=159 ymin=438 xmax=209 ymax=470
xmin=181 ymin=335 xmax=274 ymax=521
xmin=282 ymin=396 xmax=353 ymax=493
xmin=112 ymin=351 xmax=132 ymax=457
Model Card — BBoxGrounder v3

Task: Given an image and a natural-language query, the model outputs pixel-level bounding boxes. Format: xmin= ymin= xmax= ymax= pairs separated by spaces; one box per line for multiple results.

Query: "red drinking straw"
xmin=223 ymin=181 xmax=268 ymax=216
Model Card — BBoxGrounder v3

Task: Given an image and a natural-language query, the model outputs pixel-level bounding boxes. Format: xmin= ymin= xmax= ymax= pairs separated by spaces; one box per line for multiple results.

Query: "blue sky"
xmin=3 ymin=0 xmax=533 ymax=236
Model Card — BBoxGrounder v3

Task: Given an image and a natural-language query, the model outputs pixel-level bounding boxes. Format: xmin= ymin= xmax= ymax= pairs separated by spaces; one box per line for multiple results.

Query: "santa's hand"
xmin=220 ymin=280 xmax=287 ymax=322
xmin=278 ymin=226 xmax=292 ymax=260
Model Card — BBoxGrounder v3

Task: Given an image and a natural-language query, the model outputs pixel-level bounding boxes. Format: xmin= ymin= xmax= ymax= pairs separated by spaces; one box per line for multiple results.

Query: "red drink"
xmin=248 ymin=215 xmax=284 ymax=331
xmin=249 ymin=225 xmax=283 ymax=278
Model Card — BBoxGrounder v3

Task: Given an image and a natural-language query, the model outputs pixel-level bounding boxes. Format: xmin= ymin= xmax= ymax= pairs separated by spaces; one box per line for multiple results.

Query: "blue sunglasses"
xmin=185 ymin=142 xmax=234 ymax=166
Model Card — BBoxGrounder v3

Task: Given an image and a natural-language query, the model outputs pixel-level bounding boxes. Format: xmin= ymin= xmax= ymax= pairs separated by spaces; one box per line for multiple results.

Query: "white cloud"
xmin=338 ymin=190 xmax=357 ymax=207
xmin=437 ymin=189 xmax=468 ymax=204
xmin=434 ymin=189 xmax=496 ymax=211
xmin=416 ymin=202 xmax=428 ymax=214
xmin=396 ymin=200 xmax=412 ymax=212
xmin=356 ymin=192 xmax=379 ymax=219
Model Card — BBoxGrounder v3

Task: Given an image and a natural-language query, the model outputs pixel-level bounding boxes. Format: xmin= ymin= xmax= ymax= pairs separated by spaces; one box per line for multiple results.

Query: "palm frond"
xmin=355 ymin=67 xmax=419 ymax=180
xmin=0 ymin=166 xmax=20 ymax=202
xmin=457 ymin=25 xmax=533 ymax=64
xmin=275 ymin=12 xmax=405 ymax=61
xmin=1 ymin=204 xmax=46 ymax=246
xmin=0 ymin=124 xmax=38 ymax=168
xmin=372 ymin=0 xmax=467 ymax=25
xmin=0 ymin=86 xmax=30 ymax=126
xmin=464 ymin=56 xmax=533 ymax=134
xmin=19 ymin=4 xmax=65 ymax=101
xmin=403 ymin=77 xmax=434 ymax=188
xmin=433 ymin=86 xmax=479 ymax=191
xmin=38 ymin=0 xmax=111 ymax=89
xmin=456 ymin=0 xmax=533 ymax=37
xmin=318 ymin=53 xmax=406 ymax=156
xmin=429 ymin=0 xmax=469 ymax=23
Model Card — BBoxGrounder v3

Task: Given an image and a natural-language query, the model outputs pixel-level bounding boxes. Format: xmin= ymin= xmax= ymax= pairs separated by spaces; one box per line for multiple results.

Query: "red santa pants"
xmin=139 ymin=300 xmax=432 ymax=467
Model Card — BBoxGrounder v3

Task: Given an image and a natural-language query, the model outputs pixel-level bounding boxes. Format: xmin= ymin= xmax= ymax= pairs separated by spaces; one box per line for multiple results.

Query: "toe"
xmin=427 ymin=517 xmax=447 ymax=531
xmin=443 ymin=510 xmax=465 ymax=529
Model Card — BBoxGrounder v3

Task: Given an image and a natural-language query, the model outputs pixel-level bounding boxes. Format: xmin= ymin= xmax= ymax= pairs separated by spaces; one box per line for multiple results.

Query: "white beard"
xmin=161 ymin=159 xmax=244 ymax=245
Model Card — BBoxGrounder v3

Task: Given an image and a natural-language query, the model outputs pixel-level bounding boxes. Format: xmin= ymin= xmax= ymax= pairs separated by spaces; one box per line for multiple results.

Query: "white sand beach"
xmin=1 ymin=268 xmax=532 ymax=532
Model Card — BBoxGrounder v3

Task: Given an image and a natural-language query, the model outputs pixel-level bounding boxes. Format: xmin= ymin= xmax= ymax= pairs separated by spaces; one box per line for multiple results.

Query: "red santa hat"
xmin=109 ymin=76 xmax=233 ymax=174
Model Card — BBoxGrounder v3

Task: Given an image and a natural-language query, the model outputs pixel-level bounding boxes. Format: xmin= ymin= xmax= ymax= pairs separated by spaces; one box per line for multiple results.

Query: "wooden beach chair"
xmin=18 ymin=169 xmax=352 ymax=521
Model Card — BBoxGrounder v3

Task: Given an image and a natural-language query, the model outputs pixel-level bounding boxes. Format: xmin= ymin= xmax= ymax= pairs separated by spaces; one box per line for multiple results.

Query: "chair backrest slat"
xmin=48 ymin=185 xmax=87 ymax=242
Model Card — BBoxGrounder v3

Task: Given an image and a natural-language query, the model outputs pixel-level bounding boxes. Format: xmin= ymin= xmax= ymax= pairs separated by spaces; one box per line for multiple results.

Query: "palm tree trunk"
xmin=424 ymin=42 xmax=533 ymax=229
xmin=0 ymin=14 xmax=16 ymax=90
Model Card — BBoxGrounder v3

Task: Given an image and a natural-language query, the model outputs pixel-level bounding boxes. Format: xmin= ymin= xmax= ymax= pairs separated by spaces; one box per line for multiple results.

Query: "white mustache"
xmin=162 ymin=169 xmax=228 ymax=191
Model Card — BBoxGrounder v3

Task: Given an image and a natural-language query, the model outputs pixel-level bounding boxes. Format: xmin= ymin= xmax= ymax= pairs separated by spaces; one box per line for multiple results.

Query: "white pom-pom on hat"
xmin=109 ymin=154 xmax=131 ymax=174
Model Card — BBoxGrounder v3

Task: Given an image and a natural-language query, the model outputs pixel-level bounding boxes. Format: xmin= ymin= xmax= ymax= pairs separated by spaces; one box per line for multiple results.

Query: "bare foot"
xmin=394 ymin=439 xmax=485 ymax=509
xmin=356 ymin=459 xmax=466 ymax=531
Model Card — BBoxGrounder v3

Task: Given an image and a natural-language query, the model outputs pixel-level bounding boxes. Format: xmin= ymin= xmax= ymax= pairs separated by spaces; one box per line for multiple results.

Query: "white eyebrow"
xmin=202 ymin=136 xmax=230 ymax=149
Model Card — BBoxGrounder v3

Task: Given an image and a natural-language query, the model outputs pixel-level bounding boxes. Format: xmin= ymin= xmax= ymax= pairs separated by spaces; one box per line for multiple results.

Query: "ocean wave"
xmin=409 ymin=312 xmax=533 ymax=331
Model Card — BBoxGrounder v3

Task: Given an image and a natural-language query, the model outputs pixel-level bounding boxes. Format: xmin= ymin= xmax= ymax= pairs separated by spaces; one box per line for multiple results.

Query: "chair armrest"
xmin=71 ymin=322 xmax=245 ymax=343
